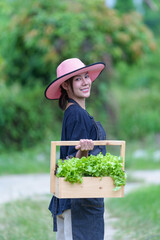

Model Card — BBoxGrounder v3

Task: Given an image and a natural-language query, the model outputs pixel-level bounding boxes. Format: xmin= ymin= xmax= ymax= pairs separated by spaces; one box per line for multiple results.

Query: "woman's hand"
xmin=75 ymin=139 xmax=94 ymax=158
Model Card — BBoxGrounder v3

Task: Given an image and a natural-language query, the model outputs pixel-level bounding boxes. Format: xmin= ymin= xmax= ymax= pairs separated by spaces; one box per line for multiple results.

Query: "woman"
xmin=45 ymin=58 xmax=106 ymax=240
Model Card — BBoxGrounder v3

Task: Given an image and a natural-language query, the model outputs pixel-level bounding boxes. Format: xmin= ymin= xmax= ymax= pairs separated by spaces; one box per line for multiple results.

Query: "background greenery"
xmin=0 ymin=196 xmax=55 ymax=240
xmin=0 ymin=0 xmax=159 ymax=151
xmin=107 ymin=185 xmax=160 ymax=239
xmin=0 ymin=185 xmax=160 ymax=240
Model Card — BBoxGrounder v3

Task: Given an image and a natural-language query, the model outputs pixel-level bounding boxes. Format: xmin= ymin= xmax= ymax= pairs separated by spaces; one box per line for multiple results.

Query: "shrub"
xmin=0 ymin=0 xmax=156 ymax=87
xmin=0 ymin=83 xmax=62 ymax=150
xmin=113 ymin=41 xmax=160 ymax=89
xmin=113 ymin=87 xmax=160 ymax=140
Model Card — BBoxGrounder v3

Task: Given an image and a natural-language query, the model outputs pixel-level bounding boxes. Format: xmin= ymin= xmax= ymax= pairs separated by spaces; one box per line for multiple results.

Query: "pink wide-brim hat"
xmin=44 ymin=58 xmax=105 ymax=100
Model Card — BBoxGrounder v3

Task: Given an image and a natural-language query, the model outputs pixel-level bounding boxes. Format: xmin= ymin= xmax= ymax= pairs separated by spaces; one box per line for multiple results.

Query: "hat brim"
xmin=45 ymin=62 xmax=105 ymax=100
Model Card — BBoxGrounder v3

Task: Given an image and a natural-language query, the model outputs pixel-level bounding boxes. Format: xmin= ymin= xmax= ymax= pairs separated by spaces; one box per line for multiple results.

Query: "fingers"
xmin=75 ymin=144 xmax=81 ymax=150
xmin=75 ymin=139 xmax=94 ymax=151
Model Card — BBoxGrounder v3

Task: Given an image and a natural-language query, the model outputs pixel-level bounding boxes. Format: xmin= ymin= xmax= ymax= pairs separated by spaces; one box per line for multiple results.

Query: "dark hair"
xmin=59 ymin=78 xmax=73 ymax=110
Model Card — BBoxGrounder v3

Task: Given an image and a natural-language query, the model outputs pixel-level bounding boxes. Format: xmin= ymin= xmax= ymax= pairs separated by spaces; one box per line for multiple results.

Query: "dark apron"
xmin=71 ymin=118 xmax=106 ymax=240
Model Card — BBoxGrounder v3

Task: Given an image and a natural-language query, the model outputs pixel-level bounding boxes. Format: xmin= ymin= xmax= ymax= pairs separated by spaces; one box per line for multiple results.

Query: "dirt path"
xmin=0 ymin=173 xmax=50 ymax=204
xmin=1 ymin=170 xmax=160 ymax=239
xmin=1 ymin=170 xmax=160 ymax=204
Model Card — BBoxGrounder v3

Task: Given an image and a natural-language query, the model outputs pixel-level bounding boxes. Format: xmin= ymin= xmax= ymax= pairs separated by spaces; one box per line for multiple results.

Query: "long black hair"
xmin=59 ymin=77 xmax=73 ymax=110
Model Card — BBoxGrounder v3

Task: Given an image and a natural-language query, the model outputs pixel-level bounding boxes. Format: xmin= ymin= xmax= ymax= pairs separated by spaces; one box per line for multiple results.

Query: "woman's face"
xmin=68 ymin=72 xmax=92 ymax=99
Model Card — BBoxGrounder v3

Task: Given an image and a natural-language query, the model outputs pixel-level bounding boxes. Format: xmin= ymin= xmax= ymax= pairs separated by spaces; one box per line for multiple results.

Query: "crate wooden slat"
xmin=50 ymin=140 xmax=125 ymax=198
xmin=56 ymin=177 xmax=124 ymax=198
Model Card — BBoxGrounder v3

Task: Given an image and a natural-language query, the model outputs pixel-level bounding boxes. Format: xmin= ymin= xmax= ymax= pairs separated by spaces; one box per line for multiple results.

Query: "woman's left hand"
xmin=75 ymin=139 xmax=94 ymax=158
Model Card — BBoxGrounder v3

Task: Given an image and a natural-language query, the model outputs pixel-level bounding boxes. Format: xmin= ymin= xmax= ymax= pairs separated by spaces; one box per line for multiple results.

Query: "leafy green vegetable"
xmin=56 ymin=153 xmax=126 ymax=190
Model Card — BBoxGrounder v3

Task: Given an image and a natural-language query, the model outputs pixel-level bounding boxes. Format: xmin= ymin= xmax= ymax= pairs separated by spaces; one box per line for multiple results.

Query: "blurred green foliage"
xmin=107 ymin=185 xmax=160 ymax=239
xmin=115 ymin=0 xmax=136 ymax=13
xmin=143 ymin=0 xmax=160 ymax=36
xmin=108 ymin=43 xmax=160 ymax=139
xmin=114 ymin=0 xmax=160 ymax=36
xmin=0 ymin=0 xmax=156 ymax=86
xmin=0 ymin=0 xmax=159 ymax=150
xmin=114 ymin=86 xmax=160 ymax=139
xmin=0 ymin=83 xmax=62 ymax=150
xmin=0 ymin=197 xmax=55 ymax=240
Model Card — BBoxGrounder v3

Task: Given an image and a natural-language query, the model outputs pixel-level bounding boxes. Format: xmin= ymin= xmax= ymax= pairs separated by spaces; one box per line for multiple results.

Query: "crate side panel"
xmin=54 ymin=177 xmax=124 ymax=198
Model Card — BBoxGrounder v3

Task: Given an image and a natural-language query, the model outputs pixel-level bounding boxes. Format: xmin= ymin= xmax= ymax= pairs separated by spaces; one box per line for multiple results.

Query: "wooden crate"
xmin=50 ymin=140 xmax=125 ymax=198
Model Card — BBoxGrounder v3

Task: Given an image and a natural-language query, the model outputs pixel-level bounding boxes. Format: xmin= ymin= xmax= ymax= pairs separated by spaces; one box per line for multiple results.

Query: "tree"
xmin=0 ymin=0 xmax=156 ymax=86
xmin=114 ymin=0 xmax=135 ymax=12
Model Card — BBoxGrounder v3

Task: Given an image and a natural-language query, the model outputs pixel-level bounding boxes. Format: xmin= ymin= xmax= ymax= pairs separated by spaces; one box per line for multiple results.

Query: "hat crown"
xmin=57 ymin=58 xmax=85 ymax=78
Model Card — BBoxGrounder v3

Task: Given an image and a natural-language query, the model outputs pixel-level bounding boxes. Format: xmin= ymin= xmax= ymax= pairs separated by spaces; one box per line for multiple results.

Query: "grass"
xmin=1 ymin=186 xmax=160 ymax=240
xmin=0 ymin=140 xmax=61 ymax=176
xmin=0 ymin=195 xmax=56 ymax=240
xmin=124 ymin=135 xmax=160 ymax=170
xmin=0 ymin=143 xmax=50 ymax=175
xmin=106 ymin=185 xmax=160 ymax=240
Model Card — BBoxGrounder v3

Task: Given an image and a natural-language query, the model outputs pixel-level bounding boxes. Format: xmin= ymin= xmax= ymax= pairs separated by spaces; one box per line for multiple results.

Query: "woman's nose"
xmin=82 ymin=77 xmax=88 ymax=84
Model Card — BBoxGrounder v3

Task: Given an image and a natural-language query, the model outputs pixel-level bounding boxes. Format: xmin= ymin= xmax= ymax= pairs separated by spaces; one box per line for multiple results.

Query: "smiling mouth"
xmin=81 ymin=88 xmax=89 ymax=92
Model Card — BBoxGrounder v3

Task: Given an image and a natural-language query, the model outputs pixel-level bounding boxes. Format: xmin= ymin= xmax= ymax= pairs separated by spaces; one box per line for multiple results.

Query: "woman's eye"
xmin=85 ymin=74 xmax=89 ymax=78
xmin=75 ymin=77 xmax=81 ymax=81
